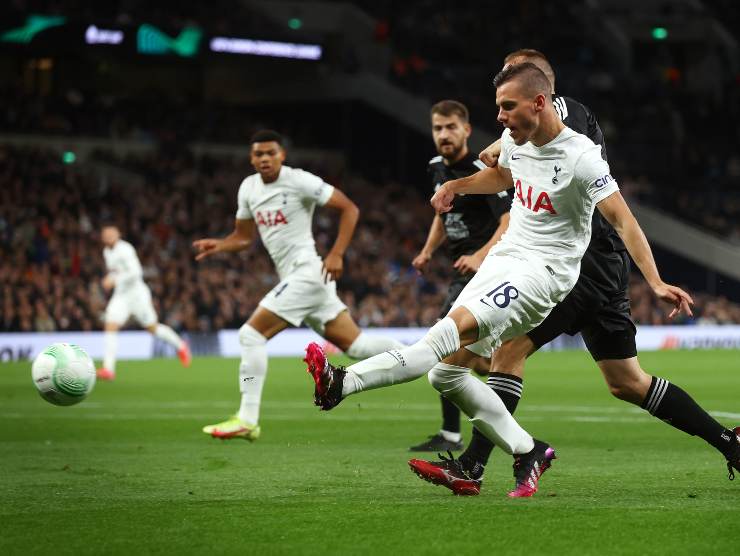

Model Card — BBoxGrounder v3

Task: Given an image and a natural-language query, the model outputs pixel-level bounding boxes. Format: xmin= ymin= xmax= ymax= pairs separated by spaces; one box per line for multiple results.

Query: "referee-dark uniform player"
xmin=409 ymin=99 xmax=511 ymax=452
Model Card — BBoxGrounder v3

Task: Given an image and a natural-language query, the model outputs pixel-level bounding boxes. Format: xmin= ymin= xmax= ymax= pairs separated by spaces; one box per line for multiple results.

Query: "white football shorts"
xmin=452 ymin=245 xmax=576 ymax=357
xmin=105 ymin=283 xmax=158 ymax=327
xmin=258 ymin=258 xmax=347 ymax=332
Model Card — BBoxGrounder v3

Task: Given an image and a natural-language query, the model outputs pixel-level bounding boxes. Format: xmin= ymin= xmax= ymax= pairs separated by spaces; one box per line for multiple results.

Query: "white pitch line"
xmin=0 ymin=411 xmax=638 ymax=423
xmin=2 ymin=403 xmax=735 ymax=423
xmin=709 ymin=411 xmax=740 ymax=420
xmin=0 ymin=400 xmax=644 ymax=412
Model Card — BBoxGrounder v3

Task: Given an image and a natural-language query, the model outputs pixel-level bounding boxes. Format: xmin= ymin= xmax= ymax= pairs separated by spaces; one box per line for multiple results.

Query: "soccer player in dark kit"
xmin=409 ymin=100 xmax=511 ymax=452
xmin=409 ymin=49 xmax=740 ymax=495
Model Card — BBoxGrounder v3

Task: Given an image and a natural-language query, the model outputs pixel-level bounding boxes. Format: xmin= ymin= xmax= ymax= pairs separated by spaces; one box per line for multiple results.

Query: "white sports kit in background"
xmin=236 ymin=165 xmax=347 ymax=330
xmin=103 ymin=239 xmax=157 ymax=327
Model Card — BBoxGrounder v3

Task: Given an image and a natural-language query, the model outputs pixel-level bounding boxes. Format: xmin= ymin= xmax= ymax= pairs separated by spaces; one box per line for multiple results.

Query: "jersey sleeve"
xmin=235 ymin=178 xmax=252 ymax=220
xmin=497 ymin=128 xmax=514 ymax=169
xmin=293 ymin=169 xmax=335 ymax=206
xmin=574 ymin=144 xmax=619 ymax=205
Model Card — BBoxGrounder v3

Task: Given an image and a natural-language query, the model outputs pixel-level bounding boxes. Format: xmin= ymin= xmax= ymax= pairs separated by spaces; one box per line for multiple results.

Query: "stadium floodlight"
xmin=62 ymin=151 xmax=76 ymax=164
xmin=85 ymin=25 xmax=124 ymax=45
xmin=209 ymin=37 xmax=322 ymax=60
xmin=652 ymin=27 xmax=668 ymax=40
xmin=1 ymin=14 xmax=66 ymax=43
xmin=288 ymin=18 xmax=303 ymax=30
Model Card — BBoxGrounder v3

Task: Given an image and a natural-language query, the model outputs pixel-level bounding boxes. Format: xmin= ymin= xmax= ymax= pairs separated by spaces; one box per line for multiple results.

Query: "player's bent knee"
xmin=423 ymin=317 xmax=461 ymax=360
xmin=471 ymin=356 xmax=491 ymax=376
xmin=599 ymin=359 xmax=650 ymax=403
xmin=492 ymin=337 xmax=533 ymax=372
xmin=238 ymin=323 xmax=267 ymax=348
xmin=427 ymin=363 xmax=468 ymax=395
xmin=606 ymin=377 xmax=645 ymax=403
xmin=606 ymin=382 xmax=629 ymax=400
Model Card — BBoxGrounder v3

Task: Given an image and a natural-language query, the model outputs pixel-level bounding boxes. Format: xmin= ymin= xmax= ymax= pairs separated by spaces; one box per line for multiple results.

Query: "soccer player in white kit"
xmin=193 ymin=130 xmax=404 ymax=441
xmin=98 ymin=225 xmax=191 ymax=380
xmin=306 ymin=63 xmax=692 ymax=497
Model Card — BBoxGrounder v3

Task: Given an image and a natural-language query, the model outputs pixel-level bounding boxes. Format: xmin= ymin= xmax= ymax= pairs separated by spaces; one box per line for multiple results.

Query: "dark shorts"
xmin=527 ymin=251 xmax=637 ymax=361
xmin=439 ymin=274 xmax=473 ymax=319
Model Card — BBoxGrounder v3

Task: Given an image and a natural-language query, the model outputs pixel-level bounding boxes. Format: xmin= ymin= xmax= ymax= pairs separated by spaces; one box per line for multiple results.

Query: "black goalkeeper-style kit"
xmin=427 ymin=152 xmax=511 ymax=317
xmin=526 ymin=95 xmax=636 ymax=360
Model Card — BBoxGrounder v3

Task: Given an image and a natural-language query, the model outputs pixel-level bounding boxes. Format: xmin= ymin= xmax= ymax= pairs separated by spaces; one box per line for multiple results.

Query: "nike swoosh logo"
xmin=479 ymin=298 xmax=497 ymax=310
xmin=511 ymin=154 xmax=520 ymax=160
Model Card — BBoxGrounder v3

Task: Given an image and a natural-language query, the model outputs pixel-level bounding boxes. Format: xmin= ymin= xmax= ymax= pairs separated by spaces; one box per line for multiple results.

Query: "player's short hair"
xmin=493 ymin=62 xmax=551 ymax=98
xmin=503 ymin=48 xmax=556 ymax=90
xmin=250 ymin=129 xmax=284 ymax=146
xmin=430 ymin=100 xmax=469 ymax=123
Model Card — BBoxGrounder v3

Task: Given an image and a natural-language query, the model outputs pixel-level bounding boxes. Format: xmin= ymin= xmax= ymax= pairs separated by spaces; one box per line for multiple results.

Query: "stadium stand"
xmin=2 ymin=0 xmax=739 ymax=331
xmin=2 ymin=145 xmax=739 ymax=332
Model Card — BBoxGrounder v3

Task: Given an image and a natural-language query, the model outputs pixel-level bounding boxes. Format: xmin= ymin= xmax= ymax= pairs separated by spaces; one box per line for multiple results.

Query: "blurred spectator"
xmin=2 ymin=145 xmax=739 ymax=332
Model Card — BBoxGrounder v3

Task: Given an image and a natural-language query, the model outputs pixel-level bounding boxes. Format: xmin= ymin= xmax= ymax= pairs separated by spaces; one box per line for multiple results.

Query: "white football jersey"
xmin=236 ymin=165 xmax=335 ymax=279
xmin=497 ymin=126 xmax=619 ymax=277
xmin=103 ymin=240 xmax=146 ymax=294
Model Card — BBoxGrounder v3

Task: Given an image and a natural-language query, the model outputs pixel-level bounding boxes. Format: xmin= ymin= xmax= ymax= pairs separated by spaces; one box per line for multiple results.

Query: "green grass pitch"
xmin=1 ymin=350 xmax=739 ymax=555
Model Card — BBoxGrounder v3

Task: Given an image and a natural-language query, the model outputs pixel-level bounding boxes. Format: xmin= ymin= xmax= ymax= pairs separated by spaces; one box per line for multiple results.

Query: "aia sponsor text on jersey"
xmin=514 ymin=179 xmax=557 ymax=215
xmin=255 ymin=209 xmax=288 ymax=227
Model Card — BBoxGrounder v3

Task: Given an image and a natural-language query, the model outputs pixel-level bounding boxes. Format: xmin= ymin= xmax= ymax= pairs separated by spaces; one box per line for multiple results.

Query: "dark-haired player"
xmin=409 ymin=100 xmax=511 ymax=453
xmin=194 ymin=130 xmax=404 ymax=441
xmin=410 ymin=49 xmax=740 ymax=495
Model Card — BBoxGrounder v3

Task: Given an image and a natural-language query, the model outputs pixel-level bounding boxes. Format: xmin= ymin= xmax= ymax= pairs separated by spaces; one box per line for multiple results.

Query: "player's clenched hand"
xmin=652 ymin=282 xmax=694 ymax=319
xmin=430 ymin=183 xmax=455 ymax=213
xmin=192 ymin=238 xmax=223 ymax=261
xmin=322 ymin=252 xmax=343 ymax=283
xmin=412 ymin=251 xmax=431 ymax=274
xmin=453 ymin=254 xmax=482 ymax=275
xmin=478 ymin=141 xmax=501 ymax=168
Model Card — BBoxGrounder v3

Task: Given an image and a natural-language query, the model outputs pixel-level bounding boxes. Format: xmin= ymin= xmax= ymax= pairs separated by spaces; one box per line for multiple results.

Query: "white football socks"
xmin=342 ymin=317 xmax=460 ymax=397
xmin=344 ymin=332 xmax=405 ymax=359
xmin=154 ymin=323 xmax=184 ymax=349
xmin=428 ymin=362 xmax=534 ymax=455
xmin=103 ymin=330 xmax=118 ymax=371
xmin=236 ymin=324 xmax=268 ymax=426
xmin=439 ymin=429 xmax=462 ymax=443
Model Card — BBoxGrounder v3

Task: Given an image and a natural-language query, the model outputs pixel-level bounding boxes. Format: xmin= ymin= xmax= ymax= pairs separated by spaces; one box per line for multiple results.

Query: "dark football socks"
xmin=642 ymin=376 xmax=736 ymax=457
xmin=459 ymin=372 xmax=523 ymax=478
xmin=440 ymin=394 xmax=461 ymax=434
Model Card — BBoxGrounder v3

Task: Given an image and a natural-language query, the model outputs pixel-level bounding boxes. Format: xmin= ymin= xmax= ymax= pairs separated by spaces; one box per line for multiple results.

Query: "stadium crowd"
xmin=2 ymin=2 xmax=740 ymax=242
xmin=2 ymin=145 xmax=740 ymax=333
xmin=3 ymin=85 xmax=739 ymax=244
xmin=369 ymin=1 xmax=740 ymax=243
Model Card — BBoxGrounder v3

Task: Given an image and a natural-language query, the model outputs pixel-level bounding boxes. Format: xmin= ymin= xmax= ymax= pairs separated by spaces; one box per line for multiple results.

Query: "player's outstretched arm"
xmin=413 ymin=214 xmax=446 ymax=274
xmin=193 ymin=218 xmax=256 ymax=261
xmin=321 ymin=188 xmax=359 ymax=282
xmin=478 ymin=138 xmax=502 ymax=168
xmin=597 ymin=192 xmax=694 ymax=319
xmin=431 ymin=165 xmax=513 ymax=213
